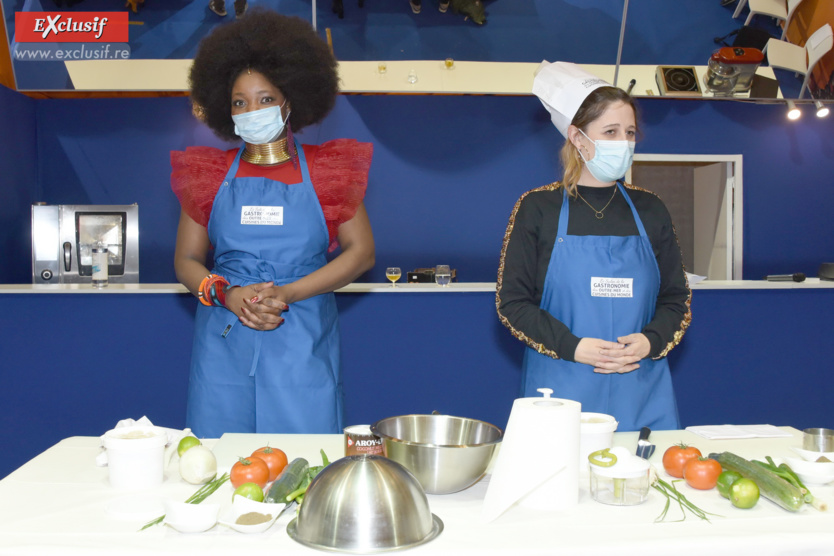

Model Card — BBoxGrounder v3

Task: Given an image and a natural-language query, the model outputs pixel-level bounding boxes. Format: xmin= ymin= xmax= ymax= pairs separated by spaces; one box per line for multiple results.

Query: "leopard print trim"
xmin=495 ymin=182 xmax=563 ymax=360
xmin=495 ymin=181 xmax=693 ymax=360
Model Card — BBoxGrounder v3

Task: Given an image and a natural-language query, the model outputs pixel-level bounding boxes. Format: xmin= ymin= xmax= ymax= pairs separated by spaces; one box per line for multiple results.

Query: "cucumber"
xmin=264 ymin=457 xmax=309 ymax=504
xmin=710 ymin=452 xmax=804 ymax=512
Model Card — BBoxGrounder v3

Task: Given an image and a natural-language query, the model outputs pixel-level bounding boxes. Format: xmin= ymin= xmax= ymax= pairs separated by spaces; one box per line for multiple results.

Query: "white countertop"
xmin=62 ymin=60 xmax=781 ymax=99
xmin=1 ymin=279 xmax=833 ymax=294
xmin=1 ymin=428 xmax=832 ymax=555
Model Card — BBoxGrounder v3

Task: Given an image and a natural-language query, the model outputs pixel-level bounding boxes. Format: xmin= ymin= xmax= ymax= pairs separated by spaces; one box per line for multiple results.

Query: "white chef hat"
xmin=532 ymin=61 xmax=611 ymax=138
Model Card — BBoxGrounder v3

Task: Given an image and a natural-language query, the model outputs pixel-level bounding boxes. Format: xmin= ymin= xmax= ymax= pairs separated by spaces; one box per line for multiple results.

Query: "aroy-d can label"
xmin=344 ymin=425 xmax=384 ymax=457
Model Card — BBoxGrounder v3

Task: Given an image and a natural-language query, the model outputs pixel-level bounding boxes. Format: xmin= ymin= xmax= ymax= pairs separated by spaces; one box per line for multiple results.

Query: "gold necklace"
xmin=575 ymin=186 xmax=617 ymax=219
xmin=241 ymin=137 xmax=291 ymax=166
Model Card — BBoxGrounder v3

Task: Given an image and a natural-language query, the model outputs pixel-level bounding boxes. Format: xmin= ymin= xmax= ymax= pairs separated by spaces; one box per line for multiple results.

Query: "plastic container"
xmin=579 ymin=413 xmax=618 ymax=468
xmin=589 ymin=447 xmax=650 ymax=506
xmin=102 ymin=426 xmax=167 ymax=489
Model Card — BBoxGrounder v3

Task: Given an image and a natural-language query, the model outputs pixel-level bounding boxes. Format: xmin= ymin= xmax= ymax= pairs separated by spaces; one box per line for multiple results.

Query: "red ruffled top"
xmin=171 ymin=139 xmax=372 ymax=252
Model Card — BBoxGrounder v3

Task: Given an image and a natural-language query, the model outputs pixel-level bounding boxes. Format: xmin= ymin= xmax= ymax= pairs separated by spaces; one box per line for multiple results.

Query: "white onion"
xmin=179 ymin=445 xmax=218 ymax=485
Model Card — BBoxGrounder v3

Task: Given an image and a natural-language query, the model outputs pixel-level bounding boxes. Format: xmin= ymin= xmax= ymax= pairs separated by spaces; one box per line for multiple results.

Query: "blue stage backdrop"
xmin=10 ymin=93 xmax=834 ymax=284
xmin=3 ymin=88 xmax=834 ymax=480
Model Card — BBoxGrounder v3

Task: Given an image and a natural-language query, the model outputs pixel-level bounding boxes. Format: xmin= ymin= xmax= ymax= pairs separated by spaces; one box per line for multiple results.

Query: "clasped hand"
xmin=224 ymin=282 xmax=289 ymax=331
xmin=575 ymin=333 xmax=650 ymax=374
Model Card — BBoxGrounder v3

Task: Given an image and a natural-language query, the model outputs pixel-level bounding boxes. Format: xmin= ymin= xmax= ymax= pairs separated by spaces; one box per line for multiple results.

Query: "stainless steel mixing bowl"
xmin=371 ymin=414 xmax=503 ymax=494
xmin=803 ymin=428 xmax=834 ymax=452
xmin=287 ymin=455 xmax=442 ymax=553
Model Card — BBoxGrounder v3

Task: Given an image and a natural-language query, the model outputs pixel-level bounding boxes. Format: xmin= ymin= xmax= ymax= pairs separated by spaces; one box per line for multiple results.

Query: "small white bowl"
xmin=785 ymin=456 xmax=834 ymax=485
xmin=790 ymin=446 xmax=834 ymax=463
xmin=218 ymin=495 xmax=285 ymax=534
xmin=163 ymin=501 xmax=220 ymax=533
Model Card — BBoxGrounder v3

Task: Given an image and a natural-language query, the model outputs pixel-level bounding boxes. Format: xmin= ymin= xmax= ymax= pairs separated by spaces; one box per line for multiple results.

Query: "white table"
xmin=0 ymin=428 xmax=832 ymax=555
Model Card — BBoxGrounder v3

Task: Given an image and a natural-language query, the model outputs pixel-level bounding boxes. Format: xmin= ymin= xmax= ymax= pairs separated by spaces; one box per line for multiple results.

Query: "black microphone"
xmin=764 ymin=273 xmax=806 ymax=282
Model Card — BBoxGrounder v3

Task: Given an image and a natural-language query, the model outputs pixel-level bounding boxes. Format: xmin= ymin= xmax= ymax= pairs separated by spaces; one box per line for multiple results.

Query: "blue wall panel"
xmin=0 ymin=85 xmax=38 ymax=284
xmin=2 ymin=287 xmax=832 ymax=479
xmin=9 ymin=93 xmax=833 ymax=285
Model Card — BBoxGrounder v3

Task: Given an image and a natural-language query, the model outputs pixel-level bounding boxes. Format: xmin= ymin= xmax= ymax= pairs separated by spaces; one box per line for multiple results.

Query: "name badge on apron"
xmin=241 ymin=206 xmax=283 ymax=226
xmin=590 ymin=277 xmax=633 ymax=298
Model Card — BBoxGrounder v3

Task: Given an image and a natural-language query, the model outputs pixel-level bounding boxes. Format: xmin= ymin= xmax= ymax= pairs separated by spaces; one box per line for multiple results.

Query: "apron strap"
xmin=294 ymin=137 xmax=311 ymax=184
xmin=557 ymin=185 xmax=571 ymax=239
xmin=224 ymin=146 xmax=245 ymax=186
xmin=617 ymin=182 xmax=650 ymax=240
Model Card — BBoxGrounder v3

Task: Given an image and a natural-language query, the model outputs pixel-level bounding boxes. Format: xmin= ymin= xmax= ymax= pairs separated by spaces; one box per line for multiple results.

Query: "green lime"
xmin=716 ymin=470 xmax=743 ymax=499
xmin=233 ymin=482 xmax=264 ymax=502
xmin=177 ymin=435 xmax=202 ymax=457
xmin=729 ymin=477 xmax=760 ymax=509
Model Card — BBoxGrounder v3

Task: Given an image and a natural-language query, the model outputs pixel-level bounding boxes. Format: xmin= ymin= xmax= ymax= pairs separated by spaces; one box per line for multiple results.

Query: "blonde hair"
xmin=558 ymin=86 xmax=638 ymax=197
xmin=559 ymin=141 xmax=585 ymax=197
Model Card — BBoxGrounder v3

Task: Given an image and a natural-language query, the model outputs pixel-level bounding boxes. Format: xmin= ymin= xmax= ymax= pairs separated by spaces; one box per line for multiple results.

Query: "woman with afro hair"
xmin=172 ymin=9 xmax=375 ymax=438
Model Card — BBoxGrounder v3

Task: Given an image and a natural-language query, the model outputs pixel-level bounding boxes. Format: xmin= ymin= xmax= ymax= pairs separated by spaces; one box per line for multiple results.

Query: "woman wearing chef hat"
xmin=496 ymin=62 xmax=691 ymax=431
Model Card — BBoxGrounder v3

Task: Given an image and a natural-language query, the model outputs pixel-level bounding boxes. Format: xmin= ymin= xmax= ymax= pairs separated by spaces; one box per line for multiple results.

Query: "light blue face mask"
xmin=578 ymin=128 xmax=636 ymax=183
xmin=232 ymin=101 xmax=289 ymax=145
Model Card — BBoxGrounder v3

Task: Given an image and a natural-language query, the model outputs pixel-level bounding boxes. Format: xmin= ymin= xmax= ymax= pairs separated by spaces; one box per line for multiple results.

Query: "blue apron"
xmin=521 ymin=183 xmax=679 ymax=431
xmin=186 ymin=143 xmax=343 ymax=438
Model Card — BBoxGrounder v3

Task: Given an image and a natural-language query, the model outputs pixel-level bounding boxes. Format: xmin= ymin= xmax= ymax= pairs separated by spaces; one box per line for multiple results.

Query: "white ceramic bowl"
xmin=219 ymin=495 xmax=285 ymax=534
xmin=790 ymin=446 xmax=834 ymax=463
xmin=162 ymin=501 xmax=220 ymax=533
xmin=785 ymin=456 xmax=834 ymax=485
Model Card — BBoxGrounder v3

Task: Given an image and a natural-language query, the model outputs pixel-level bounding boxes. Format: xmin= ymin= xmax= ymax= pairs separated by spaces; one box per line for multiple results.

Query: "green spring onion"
xmin=652 ymin=476 xmax=720 ymax=523
xmin=139 ymin=472 xmax=230 ymax=531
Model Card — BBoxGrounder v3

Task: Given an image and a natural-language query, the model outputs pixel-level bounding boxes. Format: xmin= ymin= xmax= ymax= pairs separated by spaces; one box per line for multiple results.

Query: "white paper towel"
xmin=482 ymin=393 xmax=581 ymax=522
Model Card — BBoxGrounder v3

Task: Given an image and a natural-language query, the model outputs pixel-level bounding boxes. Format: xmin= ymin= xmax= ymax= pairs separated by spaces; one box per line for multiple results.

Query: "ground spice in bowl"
xmin=236 ymin=512 xmax=272 ymax=526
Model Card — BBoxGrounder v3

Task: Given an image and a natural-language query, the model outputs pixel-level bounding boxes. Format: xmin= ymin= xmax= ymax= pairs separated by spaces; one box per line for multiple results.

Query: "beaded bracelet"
xmin=198 ymin=274 xmax=231 ymax=307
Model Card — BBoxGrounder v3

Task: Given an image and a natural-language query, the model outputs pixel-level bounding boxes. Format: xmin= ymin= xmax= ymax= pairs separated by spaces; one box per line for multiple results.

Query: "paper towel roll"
xmin=482 ymin=393 xmax=581 ymax=522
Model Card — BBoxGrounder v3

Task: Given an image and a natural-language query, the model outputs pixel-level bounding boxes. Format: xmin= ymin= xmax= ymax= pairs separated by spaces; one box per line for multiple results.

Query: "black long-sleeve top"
xmin=496 ymin=182 xmax=691 ymax=362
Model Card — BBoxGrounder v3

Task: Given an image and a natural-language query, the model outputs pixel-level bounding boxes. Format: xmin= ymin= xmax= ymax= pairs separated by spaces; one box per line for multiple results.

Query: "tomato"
xmin=683 ymin=457 xmax=722 ymax=490
xmin=233 ymin=482 xmax=264 ymax=503
xmin=716 ymin=470 xmax=743 ymax=499
xmin=729 ymin=477 xmax=760 ymax=509
xmin=230 ymin=456 xmax=270 ymax=489
xmin=251 ymin=446 xmax=288 ymax=483
xmin=662 ymin=444 xmax=702 ymax=478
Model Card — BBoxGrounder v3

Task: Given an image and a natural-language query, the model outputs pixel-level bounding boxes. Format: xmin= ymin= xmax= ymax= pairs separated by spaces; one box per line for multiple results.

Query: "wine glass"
xmin=435 ymin=265 xmax=451 ymax=287
xmin=386 ymin=267 xmax=402 ymax=287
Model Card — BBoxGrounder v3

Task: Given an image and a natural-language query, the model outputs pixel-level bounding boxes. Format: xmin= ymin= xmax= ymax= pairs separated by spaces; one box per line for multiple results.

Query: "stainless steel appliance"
xmin=705 ymin=47 xmax=764 ymax=94
xmin=31 ymin=204 xmax=139 ymax=284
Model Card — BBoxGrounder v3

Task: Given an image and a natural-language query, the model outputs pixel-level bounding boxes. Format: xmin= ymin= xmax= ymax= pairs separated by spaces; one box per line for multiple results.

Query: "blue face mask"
xmin=232 ymin=102 xmax=289 ymax=145
xmin=578 ymin=129 xmax=636 ymax=183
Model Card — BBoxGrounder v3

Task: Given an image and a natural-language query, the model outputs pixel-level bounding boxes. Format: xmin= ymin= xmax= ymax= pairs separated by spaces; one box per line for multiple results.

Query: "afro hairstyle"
xmin=189 ymin=9 xmax=339 ymax=142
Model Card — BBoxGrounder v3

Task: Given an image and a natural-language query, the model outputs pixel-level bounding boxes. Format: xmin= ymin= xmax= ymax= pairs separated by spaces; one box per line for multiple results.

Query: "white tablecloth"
xmin=0 ymin=428 xmax=832 ymax=555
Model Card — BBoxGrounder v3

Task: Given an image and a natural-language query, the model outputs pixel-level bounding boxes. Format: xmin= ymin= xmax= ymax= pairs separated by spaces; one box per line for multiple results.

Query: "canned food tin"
xmin=344 ymin=425 xmax=384 ymax=457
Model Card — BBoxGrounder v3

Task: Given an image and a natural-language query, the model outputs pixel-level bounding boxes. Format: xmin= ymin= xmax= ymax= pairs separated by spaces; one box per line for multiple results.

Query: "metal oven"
xmin=31 ymin=204 xmax=139 ymax=284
